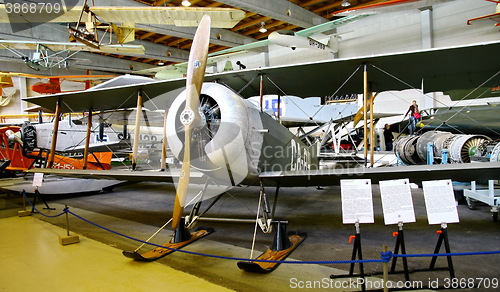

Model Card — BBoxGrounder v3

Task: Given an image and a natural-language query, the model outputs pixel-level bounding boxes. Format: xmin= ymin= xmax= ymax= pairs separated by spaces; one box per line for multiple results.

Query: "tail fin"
xmin=86 ymin=152 xmax=113 ymax=170
xmin=327 ymin=35 xmax=339 ymax=53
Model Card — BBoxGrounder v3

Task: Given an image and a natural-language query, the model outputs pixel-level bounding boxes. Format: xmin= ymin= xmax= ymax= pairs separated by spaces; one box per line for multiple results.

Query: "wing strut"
xmin=160 ymin=110 xmax=168 ymax=171
xmin=82 ymin=109 xmax=93 ymax=169
xmin=259 ymin=74 xmax=264 ymax=112
xmin=47 ymin=98 xmax=62 ymax=168
xmin=369 ymin=91 xmax=375 ymax=167
xmin=363 ymin=64 xmax=369 ymax=167
xmin=132 ymin=90 xmax=143 ymax=170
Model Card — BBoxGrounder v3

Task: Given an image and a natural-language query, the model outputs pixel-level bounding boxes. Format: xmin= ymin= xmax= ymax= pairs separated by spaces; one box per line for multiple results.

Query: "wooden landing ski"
xmin=123 ymin=227 xmax=214 ymax=262
xmin=238 ymin=232 xmax=307 ymax=273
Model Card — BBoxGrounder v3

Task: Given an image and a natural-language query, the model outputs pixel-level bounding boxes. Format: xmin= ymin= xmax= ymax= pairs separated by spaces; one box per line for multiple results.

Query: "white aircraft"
xmin=205 ymin=0 xmax=455 ymax=59
xmin=267 ymin=30 xmax=340 ymax=54
xmin=207 ymin=15 xmax=368 ymax=58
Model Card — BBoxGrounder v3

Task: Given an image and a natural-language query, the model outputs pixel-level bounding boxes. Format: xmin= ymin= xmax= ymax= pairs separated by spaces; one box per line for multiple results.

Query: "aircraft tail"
xmin=327 ymin=35 xmax=339 ymax=54
xmin=86 ymin=152 xmax=113 ymax=170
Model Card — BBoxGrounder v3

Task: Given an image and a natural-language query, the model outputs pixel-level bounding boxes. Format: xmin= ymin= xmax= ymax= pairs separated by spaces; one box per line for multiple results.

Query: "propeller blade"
xmin=172 ymin=15 xmax=211 ymax=229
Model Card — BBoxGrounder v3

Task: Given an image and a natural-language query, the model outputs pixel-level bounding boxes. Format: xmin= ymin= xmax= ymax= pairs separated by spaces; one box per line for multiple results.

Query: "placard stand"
xmin=390 ymin=221 xmax=410 ymax=281
xmin=348 ymin=222 xmax=366 ymax=283
xmin=331 ymin=222 xmax=366 ymax=292
xmin=422 ymin=180 xmax=458 ymax=280
xmin=31 ymin=188 xmax=55 ymax=213
xmin=429 ymin=223 xmax=455 ymax=279
xmin=331 ymin=179 xmax=372 ymax=292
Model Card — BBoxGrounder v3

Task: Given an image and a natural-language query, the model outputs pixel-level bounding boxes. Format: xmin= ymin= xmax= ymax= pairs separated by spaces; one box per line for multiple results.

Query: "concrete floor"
xmin=0 ymin=215 xmax=233 ymax=292
xmin=1 ymin=181 xmax=499 ymax=291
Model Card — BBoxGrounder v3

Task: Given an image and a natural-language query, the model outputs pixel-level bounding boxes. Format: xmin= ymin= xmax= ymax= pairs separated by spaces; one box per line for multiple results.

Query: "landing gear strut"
xmin=238 ymin=182 xmax=307 ymax=273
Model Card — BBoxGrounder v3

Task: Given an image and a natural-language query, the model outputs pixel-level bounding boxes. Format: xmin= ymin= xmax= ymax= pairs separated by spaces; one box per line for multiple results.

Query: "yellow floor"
xmin=0 ymin=215 xmax=233 ymax=292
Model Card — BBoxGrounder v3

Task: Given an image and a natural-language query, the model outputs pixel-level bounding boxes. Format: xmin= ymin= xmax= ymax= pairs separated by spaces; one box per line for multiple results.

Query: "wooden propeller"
xmin=171 ymin=15 xmax=211 ymax=229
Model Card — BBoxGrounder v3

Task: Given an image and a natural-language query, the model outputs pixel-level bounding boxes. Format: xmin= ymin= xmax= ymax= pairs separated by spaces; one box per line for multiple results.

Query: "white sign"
xmin=422 ymin=179 xmax=459 ymax=225
xmin=379 ymin=179 xmax=416 ymax=225
xmin=341 ymin=179 xmax=374 ymax=224
xmin=32 ymin=172 xmax=44 ymax=187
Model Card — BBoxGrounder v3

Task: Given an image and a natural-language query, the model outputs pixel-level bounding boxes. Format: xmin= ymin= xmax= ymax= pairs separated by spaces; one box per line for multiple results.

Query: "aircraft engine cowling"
xmin=166 ymin=83 xmax=264 ymax=187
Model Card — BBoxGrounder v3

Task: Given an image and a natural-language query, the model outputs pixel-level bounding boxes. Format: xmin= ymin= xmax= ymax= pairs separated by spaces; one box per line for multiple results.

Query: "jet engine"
xmin=470 ymin=140 xmax=500 ymax=163
xmin=166 ymin=83 xmax=264 ymax=187
xmin=394 ymin=131 xmax=491 ymax=164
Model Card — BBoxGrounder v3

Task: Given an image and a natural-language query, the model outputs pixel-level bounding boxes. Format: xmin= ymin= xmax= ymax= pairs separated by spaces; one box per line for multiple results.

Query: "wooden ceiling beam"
xmin=232 ymin=16 xmax=271 ymax=31
xmin=153 ymin=35 xmax=173 ymax=43
xmin=167 ymin=38 xmax=188 ymax=46
xmin=138 ymin=31 xmax=157 ymax=40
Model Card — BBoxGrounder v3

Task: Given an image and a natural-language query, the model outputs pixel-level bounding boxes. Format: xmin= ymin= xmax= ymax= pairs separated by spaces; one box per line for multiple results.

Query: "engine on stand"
xmin=394 ymin=131 xmax=492 ymax=165
xmin=395 ymin=131 xmax=500 ymax=221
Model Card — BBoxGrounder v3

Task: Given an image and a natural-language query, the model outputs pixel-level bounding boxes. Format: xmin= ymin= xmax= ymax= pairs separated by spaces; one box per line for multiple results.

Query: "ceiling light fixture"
xmin=181 ymin=0 xmax=191 ymax=7
xmin=259 ymin=22 xmax=267 ymax=33
xmin=341 ymin=0 xmax=351 ymax=7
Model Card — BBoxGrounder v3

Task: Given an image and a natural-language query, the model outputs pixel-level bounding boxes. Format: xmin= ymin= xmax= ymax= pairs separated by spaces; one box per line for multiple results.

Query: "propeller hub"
xmin=180 ymin=109 xmax=195 ymax=125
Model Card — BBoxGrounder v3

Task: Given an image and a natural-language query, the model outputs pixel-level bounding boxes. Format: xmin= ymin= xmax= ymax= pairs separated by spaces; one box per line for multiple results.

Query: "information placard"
xmin=32 ymin=173 xmax=44 ymax=187
xmin=341 ymin=179 xmax=374 ymax=224
xmin=379 ymin=178 xmax=416 ymax=225
xmin=422 ymin=179 xmax=459 ymax=225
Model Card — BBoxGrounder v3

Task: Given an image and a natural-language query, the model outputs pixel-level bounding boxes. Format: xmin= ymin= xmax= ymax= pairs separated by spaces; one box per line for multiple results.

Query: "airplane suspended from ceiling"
xmin=0 ymin=71 xmax=115 ymax=94
xmin=207 ymin=0 xmax=454 ymax=60
xmin=467 ymin=0 xmax=500 ymax=27
xmin=134 ymin=51 xmax=247 ymax=80
xmin=24 ymin=15 xmax=500 ymax=272
xmin=0 ymin=74 xmax=16 ymax=106
xmin=0 ymin=40 xmax=105 ymax=71
xmin=145 ymin=15 xmax=370 ymax=80
xmin=207 ymin=15 xmax=369 ymax=58
xmin=0 ymin=2 xmax=245 ymax=59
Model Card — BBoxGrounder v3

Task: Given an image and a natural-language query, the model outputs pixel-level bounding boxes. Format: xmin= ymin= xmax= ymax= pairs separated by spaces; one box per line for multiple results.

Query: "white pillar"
xmin=420 ymin=7 xmax=434 ymax=49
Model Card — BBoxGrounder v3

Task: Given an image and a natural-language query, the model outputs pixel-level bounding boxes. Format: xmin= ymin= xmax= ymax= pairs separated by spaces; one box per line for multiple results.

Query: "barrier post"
xmin=59 ymin=205 xmax=80 ymax=246
xmin=383 ymin=245 xmax=389 ymax=292
xmin=18 ymin=190 xmax=32 ymax=217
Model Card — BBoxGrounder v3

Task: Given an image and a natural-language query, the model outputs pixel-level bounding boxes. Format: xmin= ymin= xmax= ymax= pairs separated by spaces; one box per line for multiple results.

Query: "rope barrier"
xmin=23 ymin=193 xmax=500 ymax=265
xmin=22 ymin=191 xmax=67 ymax=218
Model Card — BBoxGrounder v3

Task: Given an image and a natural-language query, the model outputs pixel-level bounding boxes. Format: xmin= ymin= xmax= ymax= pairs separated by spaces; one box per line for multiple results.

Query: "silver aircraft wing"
xmin=24 ymin=41 xmax=500 ymax=113
xmin=27 ymin=162 xmax=500 ymax=187
xmin=203 ymin=40 xmax=500 ymax=100
xmin=25 ymin=168 xmax=205 ymax=184
xmin=259 ymin=162 xmax=500 ymax=187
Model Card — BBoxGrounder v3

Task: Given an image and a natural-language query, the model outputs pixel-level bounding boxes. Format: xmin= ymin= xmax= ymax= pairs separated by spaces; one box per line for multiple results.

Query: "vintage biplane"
xmin=0 ymin=125 xmax=113 ymax=172
xmin=0 ymin=2 xmax=245 ymax=69
xmin=0 ymin=39 xmax=146 ymax=69
xmin=24 ymin=15 xmax=500 ymax=272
